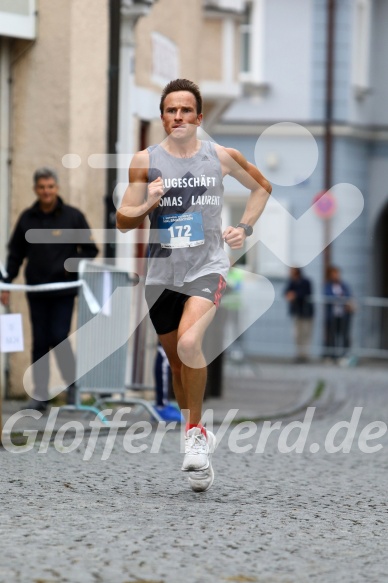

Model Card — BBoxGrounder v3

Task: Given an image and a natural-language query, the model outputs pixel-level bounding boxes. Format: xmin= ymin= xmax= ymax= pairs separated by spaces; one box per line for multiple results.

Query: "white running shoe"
xmin=187 ymin=464 xmax=215 ymax=493
xmin=181 ymin=427 xmax=216 ymax=472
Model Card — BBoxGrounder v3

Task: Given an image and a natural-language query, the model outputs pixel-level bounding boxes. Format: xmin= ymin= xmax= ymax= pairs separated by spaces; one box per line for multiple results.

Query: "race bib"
xmin=158 ymin=212 xmax=205 ymax=249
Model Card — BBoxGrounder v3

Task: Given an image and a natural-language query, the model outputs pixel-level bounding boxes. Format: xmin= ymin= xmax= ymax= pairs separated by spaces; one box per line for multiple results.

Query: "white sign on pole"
xmin=0 ymin=313 xmax=24 ymax=353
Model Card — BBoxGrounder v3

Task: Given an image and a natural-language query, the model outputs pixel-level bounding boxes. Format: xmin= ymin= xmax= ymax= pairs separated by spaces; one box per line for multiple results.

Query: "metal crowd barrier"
xmin=228 ymin=291 xmax=388 ymax=362
xmin=62 ymin=260 xmax=162 ymax=424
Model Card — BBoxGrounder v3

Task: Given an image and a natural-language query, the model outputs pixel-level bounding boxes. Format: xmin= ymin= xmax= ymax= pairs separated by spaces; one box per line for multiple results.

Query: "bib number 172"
xmin=168 ymin=224 xmax=192 ymax=239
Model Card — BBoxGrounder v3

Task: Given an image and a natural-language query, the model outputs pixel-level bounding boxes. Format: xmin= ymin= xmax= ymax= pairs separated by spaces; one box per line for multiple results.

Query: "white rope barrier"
xmin=0 ymin=278 xmax=100 ymax=314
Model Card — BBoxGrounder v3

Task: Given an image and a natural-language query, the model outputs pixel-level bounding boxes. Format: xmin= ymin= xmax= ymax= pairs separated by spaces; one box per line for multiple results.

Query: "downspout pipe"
xmin=104 ymin=0 xmax=121 ymax=260
xmin=323 ymin=0 xmax=336 ymax=277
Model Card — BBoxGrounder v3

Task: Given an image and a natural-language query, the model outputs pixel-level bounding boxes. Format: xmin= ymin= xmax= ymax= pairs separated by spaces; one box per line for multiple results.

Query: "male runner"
xmin=117 ymin=79 xmax=272 ymax=492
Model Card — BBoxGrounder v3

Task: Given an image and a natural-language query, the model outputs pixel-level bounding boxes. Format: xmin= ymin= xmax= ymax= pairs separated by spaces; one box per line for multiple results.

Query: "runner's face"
xmin=34 ymin=178 xmax=59 ymax=208
xmin=161 ymin=91 xmax=202 ymax=139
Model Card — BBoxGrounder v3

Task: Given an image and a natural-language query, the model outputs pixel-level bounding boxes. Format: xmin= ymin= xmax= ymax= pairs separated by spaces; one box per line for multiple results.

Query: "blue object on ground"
xmin=155 ymin=404 xmax=184 ymax=423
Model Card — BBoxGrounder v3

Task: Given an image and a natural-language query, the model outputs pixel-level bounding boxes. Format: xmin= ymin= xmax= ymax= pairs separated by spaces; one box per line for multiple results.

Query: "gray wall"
xmin=215 ymin=130 xmax=369 ymax=357
xmin=217 ymin=0 xmax=388 ymax=358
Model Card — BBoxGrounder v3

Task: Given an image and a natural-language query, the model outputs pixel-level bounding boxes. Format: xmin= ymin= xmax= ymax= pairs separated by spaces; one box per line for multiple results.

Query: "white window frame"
xmin=239 ymin=0 xmax=266 ymax=85
xmin=239 ymin=4 xmax=252 ymax=78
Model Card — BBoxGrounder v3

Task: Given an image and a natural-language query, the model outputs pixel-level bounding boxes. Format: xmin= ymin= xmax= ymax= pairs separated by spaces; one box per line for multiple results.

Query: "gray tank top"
xmin=146 ymin=140 xmax=229 ymax=287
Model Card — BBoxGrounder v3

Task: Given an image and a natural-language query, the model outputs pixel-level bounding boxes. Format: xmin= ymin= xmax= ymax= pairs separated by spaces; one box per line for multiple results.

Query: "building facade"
xmin=2 ymin=0 xmax=385 ymax=402
xmin=212 ymin=0 xmax=388 ymax=358
xmin=0 ymin=0 xmax=109 ymax=396
xmin=117 ymin=0 xmax=388 ymax=359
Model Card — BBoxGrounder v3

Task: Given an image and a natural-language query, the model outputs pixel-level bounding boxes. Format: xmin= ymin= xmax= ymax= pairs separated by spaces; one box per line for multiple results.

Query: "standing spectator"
xmin=323 ymin=266 xmax=354 ymax=363
xmin=284 ymin=267 xmax=314 ymax=363
xmin=0 ymin=167 xmax=98 ymax=410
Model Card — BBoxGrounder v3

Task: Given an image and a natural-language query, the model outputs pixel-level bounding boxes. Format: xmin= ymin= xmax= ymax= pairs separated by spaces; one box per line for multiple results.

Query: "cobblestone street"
xmin=1 ymin=363 xmax=387 ymax=583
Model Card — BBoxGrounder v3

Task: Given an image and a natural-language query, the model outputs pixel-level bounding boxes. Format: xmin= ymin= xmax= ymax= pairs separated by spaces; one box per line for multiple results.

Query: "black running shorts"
xmin=145 ymin=274 xmax=227 ymax=335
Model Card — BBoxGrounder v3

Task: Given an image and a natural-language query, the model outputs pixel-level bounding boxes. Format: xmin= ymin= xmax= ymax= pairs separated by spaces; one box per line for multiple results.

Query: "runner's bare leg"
xmin=159 ymin=296 xmax=216 ymax=425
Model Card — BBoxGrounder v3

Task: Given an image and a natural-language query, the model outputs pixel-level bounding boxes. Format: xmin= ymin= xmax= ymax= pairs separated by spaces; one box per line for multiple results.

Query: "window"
xmin=239 ymin=0 xmax=265 ymax=85
xmin=151 ymin=33 xmax=179 ymax=88
xmin=240 ymin=2 xmax=252 ymax=76
xmin=352 ymin=0 xmax=372 ymax=98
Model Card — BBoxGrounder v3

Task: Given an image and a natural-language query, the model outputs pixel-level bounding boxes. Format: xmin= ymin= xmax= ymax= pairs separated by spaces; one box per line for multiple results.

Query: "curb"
xmin=225 ymin=379 xmax=326 ymax=424
xmin=1 ymin=379 xmax=327 ymax=448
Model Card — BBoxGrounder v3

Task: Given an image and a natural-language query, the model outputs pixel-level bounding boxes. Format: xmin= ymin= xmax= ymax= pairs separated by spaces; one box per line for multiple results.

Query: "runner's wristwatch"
xmin=236 ymin=223 xmax=253 ymax=237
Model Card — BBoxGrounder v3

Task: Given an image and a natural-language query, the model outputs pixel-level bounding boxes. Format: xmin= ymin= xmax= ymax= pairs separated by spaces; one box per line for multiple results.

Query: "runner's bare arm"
xmin=116 ymin=151 xmax=163 ymax=232
xmin=216 ymin=146 xmax=272 ymax=249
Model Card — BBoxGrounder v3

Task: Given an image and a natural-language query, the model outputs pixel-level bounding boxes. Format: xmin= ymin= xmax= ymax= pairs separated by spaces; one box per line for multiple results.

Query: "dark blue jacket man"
xmin=284 ymin=267 xmax=314 ymax=362
xmin=0 ymin=167 xmax=98 ymax=410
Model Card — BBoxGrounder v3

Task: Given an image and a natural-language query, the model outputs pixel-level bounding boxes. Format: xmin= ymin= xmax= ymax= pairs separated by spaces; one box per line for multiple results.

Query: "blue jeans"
xmin=27 ymin=294 xmax=76 ymax=400
xmin=324 ymin=314 xmax=352 ymax=359
xmin=154 ymin=343 xmax=171 ymax=407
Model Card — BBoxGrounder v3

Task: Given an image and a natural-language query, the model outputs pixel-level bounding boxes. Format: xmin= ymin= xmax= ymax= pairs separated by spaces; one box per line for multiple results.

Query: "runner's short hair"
xmin=160 ymin=79 xmax=202 ymax=115
xmin=33 ymin=167 xmax=58 ymax=185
